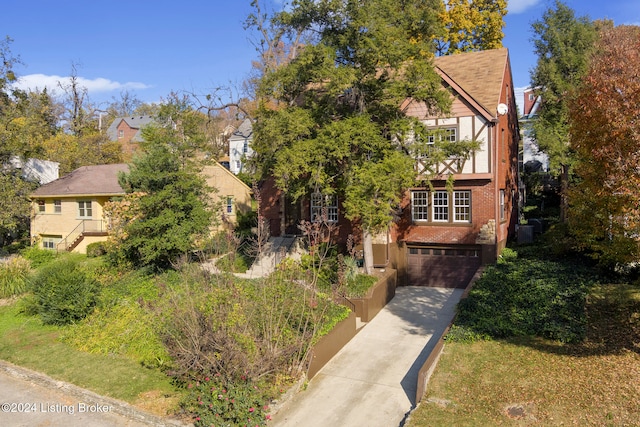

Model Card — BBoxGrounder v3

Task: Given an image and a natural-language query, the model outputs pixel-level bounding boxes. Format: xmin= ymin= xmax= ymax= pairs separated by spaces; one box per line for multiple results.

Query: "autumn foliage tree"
xmin=568 ymin=25 xmax=640 ymax=266
xmin=437 ymin=0 xmax=507 ymax=55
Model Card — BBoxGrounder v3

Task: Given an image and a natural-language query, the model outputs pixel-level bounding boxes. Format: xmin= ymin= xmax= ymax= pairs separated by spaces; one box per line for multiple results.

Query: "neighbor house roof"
xmin=30 ymin=164 xmax=129 ymax=198
xmin=106 ymin=116 xmax=155 ymax=142
xmin=433 ymin=48 xmax=509 ymax=117
xmin=230 ymin=118 xmax=253 ymax=140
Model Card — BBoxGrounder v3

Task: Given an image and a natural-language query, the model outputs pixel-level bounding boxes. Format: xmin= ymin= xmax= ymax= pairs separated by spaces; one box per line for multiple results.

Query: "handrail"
xmin=56 ymin=219 xmax=106 ymax=251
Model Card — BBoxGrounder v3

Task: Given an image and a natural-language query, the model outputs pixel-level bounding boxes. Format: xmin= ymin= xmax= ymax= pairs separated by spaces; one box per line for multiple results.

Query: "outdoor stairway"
xmin=245 ymin=236 xmax=300 ymax=278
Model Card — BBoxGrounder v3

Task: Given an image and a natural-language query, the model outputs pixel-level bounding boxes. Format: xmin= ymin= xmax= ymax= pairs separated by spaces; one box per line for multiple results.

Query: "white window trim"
xmin=499 ymin=189 xmax=506 ymax=221
xmin=453 ymin=190 xmax=471 ymax=223
xmin=410 ymin=190 xmax=472 ymax=224
xmin=411 ymin=191 xmax=429 ymax=222
xmin=311 ymin=193 xmax=338 ymax=223
xmin=42 ymin=236 xmax=62 ymax=250
xmin=432 ymin=191 xmax=449 ymax=222
xmin=226 ymin=196 xmax=233 ymax=214
xmin=78 ymin=200 xmax=93 ymax=219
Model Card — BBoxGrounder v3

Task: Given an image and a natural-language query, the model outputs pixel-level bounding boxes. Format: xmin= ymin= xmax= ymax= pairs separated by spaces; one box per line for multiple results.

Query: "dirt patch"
xmin=504 ymin=403 xmax=537 ymax=422
xmin=134 ymin=390 xmax=181 ymax=417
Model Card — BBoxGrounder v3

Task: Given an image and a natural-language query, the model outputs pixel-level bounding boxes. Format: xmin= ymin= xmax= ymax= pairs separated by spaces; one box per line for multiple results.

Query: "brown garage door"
xmin=407 ymin=246 xmax=481 ymax=288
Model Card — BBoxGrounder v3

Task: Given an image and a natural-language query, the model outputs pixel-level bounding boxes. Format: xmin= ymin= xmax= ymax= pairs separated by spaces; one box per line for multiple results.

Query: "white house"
xmin=228 ymin=118 xmax=254 ymax=175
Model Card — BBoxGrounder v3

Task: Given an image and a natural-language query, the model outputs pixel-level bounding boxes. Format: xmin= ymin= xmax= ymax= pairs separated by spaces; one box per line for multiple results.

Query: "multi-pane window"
xmin=411 ymin=191 xmax=429 ymax=221
xmin=42 ymin=236 xmax=61 ymax=251
xmin=37 ymin=200 xmax=45 ymax=213
xmin=78 ymin=200 xmax=92 ymax=218
xmin=427 ymin=127 xmax=457 ymax=144
xmin=454 ymin=191 xmax=471 ymax=222
xmin=54 ymin=199 xmax=62 ymax=214
xmin=311 ymin=193 xmax=338 ymax=223
xmin=410 ymin=190 xmax=472 ymax=224
xmin=118 ymin=129 xmax=124 ymax=139
xmin=499 ymin=189 xmax=505 ymax=221
xmin=443 ymin=128 xmax=457 ymax=142
xmin=432 ymin=191 xmax=449 ymax=222
xmin=226 ymin=196 xmax=233 ymax=214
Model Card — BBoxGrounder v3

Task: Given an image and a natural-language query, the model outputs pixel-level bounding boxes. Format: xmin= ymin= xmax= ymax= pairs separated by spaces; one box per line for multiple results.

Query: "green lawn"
xmin=0 ymin=303 xmax=182 ymax=416
xmin=408 ymin=283 xmax=640 ymax=426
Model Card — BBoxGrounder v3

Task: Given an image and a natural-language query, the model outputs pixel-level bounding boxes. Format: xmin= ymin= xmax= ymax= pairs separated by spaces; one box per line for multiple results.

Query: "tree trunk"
xmin=362 ymin=228 xmax=374 ymax=275
xmin=560 ymin=163 xmax=569 ymax=223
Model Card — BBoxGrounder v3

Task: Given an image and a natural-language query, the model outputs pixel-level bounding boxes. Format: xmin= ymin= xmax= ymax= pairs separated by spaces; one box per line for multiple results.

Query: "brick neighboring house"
xmin=261 ymin=48 xmax=520 ymax=288
xmin=30 ymin=162 xmax=253 ymax=253
xmin=106 ymin=116 xmax=155 ymax=157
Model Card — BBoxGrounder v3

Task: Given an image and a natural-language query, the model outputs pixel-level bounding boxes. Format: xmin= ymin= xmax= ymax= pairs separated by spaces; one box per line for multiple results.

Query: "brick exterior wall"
xmin=117 ymin=121 xmax=141 ymax=157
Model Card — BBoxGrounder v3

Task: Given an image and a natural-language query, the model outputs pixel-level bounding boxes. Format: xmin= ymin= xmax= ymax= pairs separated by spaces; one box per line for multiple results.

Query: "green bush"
xmin=345 ymin=274 xmax=377 ymax=298
xmin=28 ymin=258 xmax=101 ymax=325
xmin=20 ymin=246 xmax=57 ymax=268
xmin=0 ymin=256 xmax=31 ymax=298
xmin=62 ymin=301 xmax=170 ymax=368
xmin=215 ymin=252 xmax=249 ymax=273
xmin=182 ymin=375 xmax=270 ymax=427
xmin=86 ymin=242 xmax=107 ymax=257
xmin=455 ymin=246 xmax=593 ymax=343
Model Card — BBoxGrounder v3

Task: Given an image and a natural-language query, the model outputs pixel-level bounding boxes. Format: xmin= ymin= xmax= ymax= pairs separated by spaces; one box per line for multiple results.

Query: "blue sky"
xmin=5 ymin=0 xmax=640 ymax=111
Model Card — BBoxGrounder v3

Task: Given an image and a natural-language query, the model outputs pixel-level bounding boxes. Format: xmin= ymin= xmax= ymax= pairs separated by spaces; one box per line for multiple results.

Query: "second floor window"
xmin=78 ymin=200 xmax=92 ymax=218
xmin=311 ymin=193 xmax=338 ymax=223
xmin=54 ymin=199 xmax=62 ymax=214
xmin=226 ymin=196 xmax=233 ymax=214
xmin=37 ymin=200 xmax=45 ymax=213
xmin=118 ymin=129 xmax=124 ymax=139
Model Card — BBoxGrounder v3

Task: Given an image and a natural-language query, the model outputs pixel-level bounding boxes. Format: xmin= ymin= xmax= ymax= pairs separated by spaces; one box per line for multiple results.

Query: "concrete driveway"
xmin=270 ymin=286 xmax=464 ymax=427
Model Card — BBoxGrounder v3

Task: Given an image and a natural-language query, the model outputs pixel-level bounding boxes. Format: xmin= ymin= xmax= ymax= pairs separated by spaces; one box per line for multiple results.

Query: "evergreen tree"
xmin=529 ymin=1 xmax=598 ymax=222
xmin=112 ymin=100 xmax=213 ymax=270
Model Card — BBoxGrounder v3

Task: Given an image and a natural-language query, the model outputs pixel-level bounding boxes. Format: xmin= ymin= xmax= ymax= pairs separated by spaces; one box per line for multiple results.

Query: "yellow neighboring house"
xmin=202 ymin=162 xmax=253 ymax=230
xmin=29 ymin=164 xmax=128 ymax=253
xmin=30 ymin=162 xmax=253 ymax=253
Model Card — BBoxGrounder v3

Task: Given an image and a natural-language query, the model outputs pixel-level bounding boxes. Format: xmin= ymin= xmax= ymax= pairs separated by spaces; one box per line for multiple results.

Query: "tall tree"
xmin=568 ymin=25 xmax=640 ymax=266
xmin=111 ymin=98 xmax=213 ymax=270
xmin=252 ymin=0 xmax=478 ymax=273
xmin=529 ymin=1 xmax=598 ymax=222
xmin=437 ymin=0 xmax=507 ymax=55
xmin=0 ymin=39 xmax=57 ymax=244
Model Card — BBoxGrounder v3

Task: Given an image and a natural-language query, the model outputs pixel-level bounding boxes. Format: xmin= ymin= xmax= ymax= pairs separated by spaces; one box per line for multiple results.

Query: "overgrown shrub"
xmin=0 ymin=256 xmax=31 ymax=298
xmin=20 ymin=246 xmax=57 ymax=268
xmin=182 ymin=375 xmax=271 ymax=427
xmin=27 ymin=257 xmax=101 ymax=325
xmin=455 ymin=247 xmax=593 ymax=343
xmin=62 ymin=301 xmax=170 ymax=368
xmin=215 ymin=252 xmax=250 ymax=273
xmin=86 ymin=242 xmax=107 ymax=257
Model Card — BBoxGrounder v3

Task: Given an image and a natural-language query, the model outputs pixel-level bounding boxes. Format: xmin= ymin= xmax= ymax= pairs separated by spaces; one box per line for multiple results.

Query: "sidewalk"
xmin=269 ymin=286 xmax=464 ymax=427
xmin=0 ymin=361 xmax=188 ymax=427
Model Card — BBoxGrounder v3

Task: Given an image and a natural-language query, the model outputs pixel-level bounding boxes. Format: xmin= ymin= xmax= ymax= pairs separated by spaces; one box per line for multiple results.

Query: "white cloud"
xmin=507 ymin=0 xmax=542 ymax=14
xmin=11 ymin=73 xmax=150 ymax=97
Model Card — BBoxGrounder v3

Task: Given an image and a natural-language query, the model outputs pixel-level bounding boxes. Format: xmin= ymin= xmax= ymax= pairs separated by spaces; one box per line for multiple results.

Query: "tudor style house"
xmin=261 ymin=48 xmax=520 ymax=288
xmin=30 ymin=162 xmax=252 ymax=253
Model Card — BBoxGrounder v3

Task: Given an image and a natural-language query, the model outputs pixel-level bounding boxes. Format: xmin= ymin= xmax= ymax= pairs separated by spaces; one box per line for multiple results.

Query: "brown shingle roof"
xmin=433 ymin=48 xmax=509 ymax=115
xmin=30 ymin=164 xmax=129 ymax=197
